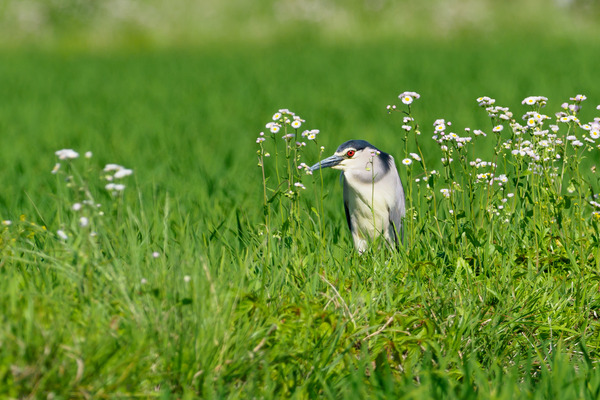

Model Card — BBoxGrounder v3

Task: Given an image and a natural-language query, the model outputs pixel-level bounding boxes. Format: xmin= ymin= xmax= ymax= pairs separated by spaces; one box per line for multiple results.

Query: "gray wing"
xmin=389 ymin=168 xmax=406 ymax=246
xmin=341 ymin=173 xmax=352 ymax=232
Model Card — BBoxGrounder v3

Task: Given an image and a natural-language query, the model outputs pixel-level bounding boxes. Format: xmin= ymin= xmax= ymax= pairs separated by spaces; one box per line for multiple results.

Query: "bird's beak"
xmin=310 ymin=154 xmax=344 ymax=171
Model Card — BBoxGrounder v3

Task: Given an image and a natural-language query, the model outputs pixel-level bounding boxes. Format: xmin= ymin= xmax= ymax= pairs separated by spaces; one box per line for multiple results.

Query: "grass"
xmin=1 ymin=36 xmax=600 ymax=398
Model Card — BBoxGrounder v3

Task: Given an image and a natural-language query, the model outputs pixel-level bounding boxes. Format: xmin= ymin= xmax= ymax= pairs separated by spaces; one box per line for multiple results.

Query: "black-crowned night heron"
xmin=310 ymin=140 xmax=405 ymax=252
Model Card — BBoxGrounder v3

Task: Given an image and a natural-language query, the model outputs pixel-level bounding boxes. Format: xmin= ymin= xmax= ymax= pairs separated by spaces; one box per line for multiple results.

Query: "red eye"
xmin=346 ymin=150 xmax=355 ymax=157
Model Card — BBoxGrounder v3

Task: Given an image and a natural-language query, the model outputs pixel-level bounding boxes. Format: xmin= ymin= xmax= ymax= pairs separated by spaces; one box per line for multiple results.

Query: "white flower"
xmin=521 ymin=96 xmax=548 ymax=106
xmin=184 ymin=275 xmax=191 ymax=283
xmin=402 ymin=158 xmax=412 ymax=165
xmin=272 ymin=112 xmax=282 ymax=120
xmin=141 ymin=278 xmax=148 ymax=285
xmin=410 ymin=153 xmax=421 ymax=161
xmin=493 ymin=125 xmax=504 ymax=132
xmin=294 ymin=182 xmax=306 ymax=190
xmin=440 ymin=188 xmax=451 ymax=198
xmin=591 ymin=130 xmax=600 ymax=139
xmin=256 ymin=137 xmax=265 ymax=143
xmin=399 ymin=91 xmax=420 ymax=105
xmin=79 ymin=217 xmax=89 ymax=227
xmin=291 ymin=120 xmax=302 ymax=129
xmin=560 ymin=115 xmax=578 ymax=123
xmin=114 ymin=168 xmax=133 ymax=179
xmin=476 ymin=96 xmax=495 ymax=106
xmin=51 ymin=163 xmax=61 ymax=174
xmin=570 ymin=94 xmax=587 ymax=102
xmin=522 ymin=97 xmax=536 ymax=106
xmin=85 ymin=151 xmax=93 ymax=158
xmin=105 ymin=183 xmax=126 ymax=192
xmin=57 ymin=230 xmax=68 ymax=240
xmin=104 ymin=164 xmax=124 ymax=172
xmin=55 ymin=149 xmax=79 ymax=160
xmin=303 ymin=129 xmax=319 ymax=138
xmin=152 ymin=251 xmax=160 ymax=258
xmin=270 ymin=125 xmax=280 ymax=134
xmin=72 ymin=203 xmax=82 ymax=211
xmin=2 ymin=220 xmax=11 ymax=226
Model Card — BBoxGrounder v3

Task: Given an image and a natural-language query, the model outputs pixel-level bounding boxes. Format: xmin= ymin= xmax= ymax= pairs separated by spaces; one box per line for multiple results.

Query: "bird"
xmin=310 ymin=140 xmax=405 ymax=253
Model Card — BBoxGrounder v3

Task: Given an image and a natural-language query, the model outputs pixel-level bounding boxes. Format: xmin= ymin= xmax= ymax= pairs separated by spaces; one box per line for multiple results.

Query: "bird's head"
xmin=310 ymin=140 xmax=383 ymax=173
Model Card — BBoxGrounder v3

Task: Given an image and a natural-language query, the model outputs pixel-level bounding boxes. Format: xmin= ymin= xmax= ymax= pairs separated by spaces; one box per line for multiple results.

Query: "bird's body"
xmin=310 ymin=140 xmax=405 ymax=252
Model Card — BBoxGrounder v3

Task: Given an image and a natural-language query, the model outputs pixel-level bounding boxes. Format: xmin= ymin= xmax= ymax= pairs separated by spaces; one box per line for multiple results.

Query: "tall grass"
xmin=1 ymin=40 xmax=600 ymax=397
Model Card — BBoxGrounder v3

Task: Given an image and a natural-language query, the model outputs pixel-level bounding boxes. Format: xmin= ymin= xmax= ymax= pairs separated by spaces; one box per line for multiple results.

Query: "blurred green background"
xmin=2 ymin=0 xmax=600 ymax=48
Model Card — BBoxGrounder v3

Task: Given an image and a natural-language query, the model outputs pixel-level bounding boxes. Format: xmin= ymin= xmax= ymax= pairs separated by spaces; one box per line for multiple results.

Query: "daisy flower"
xmin=398 ymin=91 xmax=420 ymax=105
xmin=55 ymin=149 xmax=79 ymax=160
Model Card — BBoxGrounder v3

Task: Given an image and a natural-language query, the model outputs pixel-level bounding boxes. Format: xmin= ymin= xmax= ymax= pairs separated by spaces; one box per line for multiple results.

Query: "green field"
xmin=2 ymin=2 xmax=600 ymax=397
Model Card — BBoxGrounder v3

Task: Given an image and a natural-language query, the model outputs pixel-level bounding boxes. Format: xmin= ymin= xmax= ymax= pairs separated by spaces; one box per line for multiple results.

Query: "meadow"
xmin=1 ymin=31 xmax=600 ymax=398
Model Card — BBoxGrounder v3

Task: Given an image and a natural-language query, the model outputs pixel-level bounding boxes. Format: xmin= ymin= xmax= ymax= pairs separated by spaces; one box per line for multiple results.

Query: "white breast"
xmin=343 ymin=169 xmax=398 ymax=251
